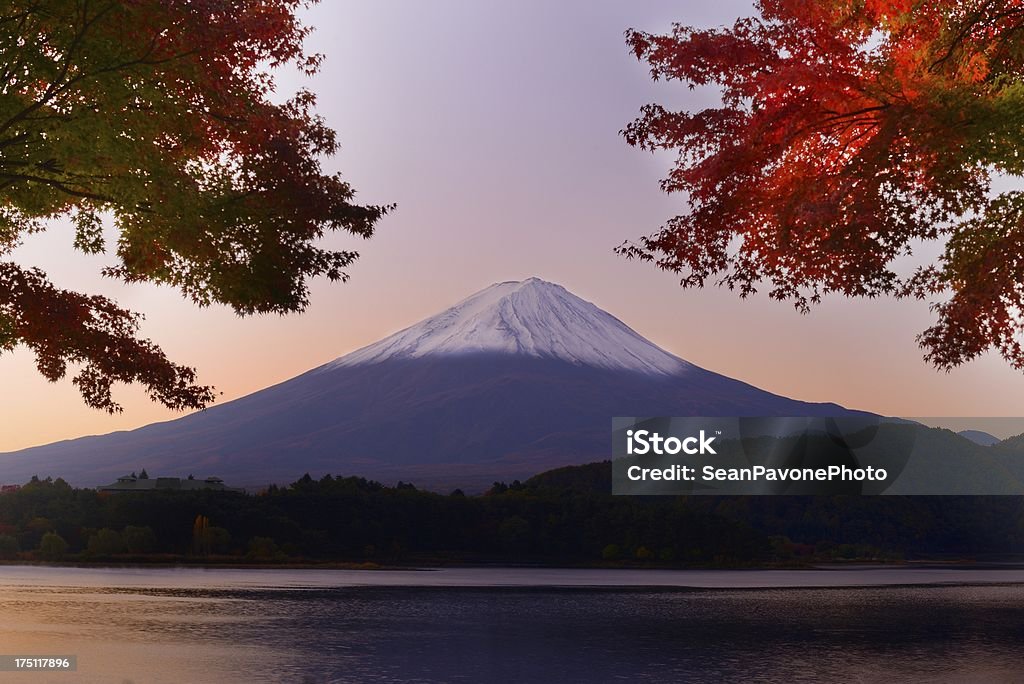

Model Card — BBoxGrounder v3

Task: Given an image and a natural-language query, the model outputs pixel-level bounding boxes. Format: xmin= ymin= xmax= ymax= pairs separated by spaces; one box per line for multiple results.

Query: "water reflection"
xmin=1 ymin=567 xmax=1024 ymax=682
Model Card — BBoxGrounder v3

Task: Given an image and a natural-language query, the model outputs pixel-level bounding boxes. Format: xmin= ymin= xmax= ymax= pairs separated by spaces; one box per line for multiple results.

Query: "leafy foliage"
xmin=622 ymin=0 xmax=1024 ymax=370
xmin=3 ymin=467 xmax=1024 ymax=564
xmin=0 ymin=1 xmax=388 ymax=411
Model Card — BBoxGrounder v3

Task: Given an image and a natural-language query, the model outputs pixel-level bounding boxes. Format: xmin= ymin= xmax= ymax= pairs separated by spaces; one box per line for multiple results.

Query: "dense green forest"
xmin=1 ymin=463 xmax=1023 ymax=566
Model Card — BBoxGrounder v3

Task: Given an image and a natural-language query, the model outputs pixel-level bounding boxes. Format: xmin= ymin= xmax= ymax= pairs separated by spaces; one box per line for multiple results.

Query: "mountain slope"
xmin=0 ymin=278 xmax=859 ymax=490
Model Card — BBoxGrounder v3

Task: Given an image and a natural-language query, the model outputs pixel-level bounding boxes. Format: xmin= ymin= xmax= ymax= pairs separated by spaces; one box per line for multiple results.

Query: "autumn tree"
xmin=622 ymin=0 xmax=1024 ymax=371
xmin=37 ymin=530 xmax=67 ymax=560
xmin=0 ymin=1 xmax=387 ymax=411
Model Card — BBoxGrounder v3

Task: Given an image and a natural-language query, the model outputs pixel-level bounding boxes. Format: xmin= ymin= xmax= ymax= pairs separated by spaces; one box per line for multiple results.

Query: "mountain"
xmin=0 ymin=278 xmax=860 ymax=491
xmin=958 ymin=430 xmax=1001 ymax=447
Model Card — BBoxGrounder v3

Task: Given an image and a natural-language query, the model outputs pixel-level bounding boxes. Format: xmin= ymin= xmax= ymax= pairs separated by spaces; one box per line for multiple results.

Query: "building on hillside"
xmin=98 ymin=474 xmax=243 ymax=493
xmin=0 ymin=484 xmax=20 ymax=494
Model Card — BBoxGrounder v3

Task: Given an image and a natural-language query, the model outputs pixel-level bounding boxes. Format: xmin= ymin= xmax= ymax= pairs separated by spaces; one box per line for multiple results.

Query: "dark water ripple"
xmin=2 ymin=569 xmax=1024 ymax=682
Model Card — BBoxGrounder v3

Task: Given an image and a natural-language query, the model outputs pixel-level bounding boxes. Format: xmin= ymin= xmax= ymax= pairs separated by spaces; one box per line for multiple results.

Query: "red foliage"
xmin=623 ymin=0 xmax=1024 ymax=370
xmin=0 ymin=1 xmax=388 ymax=411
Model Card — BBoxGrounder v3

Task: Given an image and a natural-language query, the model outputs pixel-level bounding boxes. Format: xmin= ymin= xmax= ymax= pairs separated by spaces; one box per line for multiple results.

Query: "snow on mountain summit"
xmin=327 ymin=277 xmax=691 ymax=375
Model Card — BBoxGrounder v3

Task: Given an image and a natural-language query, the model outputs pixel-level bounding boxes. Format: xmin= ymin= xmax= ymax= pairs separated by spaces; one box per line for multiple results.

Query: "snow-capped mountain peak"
xmin=326 ymin=277 xmax=690 ymax=375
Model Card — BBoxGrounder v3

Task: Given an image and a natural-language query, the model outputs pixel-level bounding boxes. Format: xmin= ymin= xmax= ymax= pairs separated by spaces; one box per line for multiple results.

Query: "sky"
xmin=2 ymin=0 xmax=1024 ymax=452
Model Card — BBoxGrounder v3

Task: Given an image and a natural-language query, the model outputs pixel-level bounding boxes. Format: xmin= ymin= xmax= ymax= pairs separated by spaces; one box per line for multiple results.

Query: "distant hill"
xmin=525 ymin=461 xmax=611 ymax=494
xmin=859 ymin=425 xmax=1024 ymax=494
xmin=958 ymin=430 xmax=1001 ymax=447
xmin=996 ymin=433 xmax=1024 ymax=451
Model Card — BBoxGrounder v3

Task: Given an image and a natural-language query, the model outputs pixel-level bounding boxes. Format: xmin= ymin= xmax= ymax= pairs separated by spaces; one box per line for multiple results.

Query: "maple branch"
xmin=0 ymin=172 xmax=113 ymax=202
xmin=929 ymin=1 xmax=1024 ymax=71
xmin=0 ymin=3 xmax=199 ymax=139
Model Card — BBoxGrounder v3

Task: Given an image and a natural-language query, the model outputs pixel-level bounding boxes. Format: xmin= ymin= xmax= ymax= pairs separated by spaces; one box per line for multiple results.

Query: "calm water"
xmin=2 ymin=565 xmax=1024 ymax=683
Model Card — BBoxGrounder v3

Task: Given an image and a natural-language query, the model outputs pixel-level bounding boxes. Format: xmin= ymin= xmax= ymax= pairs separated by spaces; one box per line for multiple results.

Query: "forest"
xmin=1 ymin=462 xmax=1023 ymax=567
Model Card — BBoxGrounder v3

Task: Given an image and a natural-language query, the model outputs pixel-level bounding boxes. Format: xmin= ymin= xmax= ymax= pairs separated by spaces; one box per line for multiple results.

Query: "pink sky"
xmin=2 ymin=0 xmax=1023 ymax=452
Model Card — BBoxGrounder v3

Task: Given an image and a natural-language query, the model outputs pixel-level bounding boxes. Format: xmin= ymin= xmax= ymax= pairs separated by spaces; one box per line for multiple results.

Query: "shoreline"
xmin=2 ymin=558 xmax=1022 ymax=572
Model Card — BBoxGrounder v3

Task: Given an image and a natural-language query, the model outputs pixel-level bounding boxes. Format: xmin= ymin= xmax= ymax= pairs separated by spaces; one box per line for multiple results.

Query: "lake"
xmin=2 ymin=565 xmax=1024 ymax=682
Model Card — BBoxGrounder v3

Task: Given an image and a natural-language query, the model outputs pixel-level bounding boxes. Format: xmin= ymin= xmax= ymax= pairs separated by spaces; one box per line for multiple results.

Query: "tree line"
xmin=1 ymin=463 xmax=1023 ymax=566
